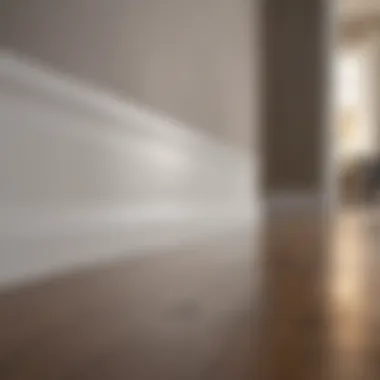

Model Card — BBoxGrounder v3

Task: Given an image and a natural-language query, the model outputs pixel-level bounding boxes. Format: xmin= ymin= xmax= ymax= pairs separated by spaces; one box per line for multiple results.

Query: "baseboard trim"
xmin=0 ymin=50 xmax=257 ymax=289
xmin=0 ymin=49 xmax=249 ymax=159
xmin=265 ymin=191 xmax=325 ymax=219
xmin=0 ymin=208 xmax=257 ymax=290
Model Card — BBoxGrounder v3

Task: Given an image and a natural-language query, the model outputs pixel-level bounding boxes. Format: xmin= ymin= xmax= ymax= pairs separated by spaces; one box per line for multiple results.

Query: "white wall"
xmin=0 ymin=51 xmax=256 ymax=288
xmin=335 ymin=43 xmax=377 ymax=162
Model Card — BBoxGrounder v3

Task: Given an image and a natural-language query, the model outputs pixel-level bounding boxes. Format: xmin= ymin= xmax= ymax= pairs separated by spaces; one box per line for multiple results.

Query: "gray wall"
xmin=1 ymin=0 xmax=254 ymax=149
xmin=263 ymin=0 xmax=326 ymax=192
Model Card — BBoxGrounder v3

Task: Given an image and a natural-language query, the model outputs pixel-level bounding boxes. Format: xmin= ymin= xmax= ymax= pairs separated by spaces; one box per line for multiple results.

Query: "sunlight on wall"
xmin=336 ymin=44 xmax=376 ymax=161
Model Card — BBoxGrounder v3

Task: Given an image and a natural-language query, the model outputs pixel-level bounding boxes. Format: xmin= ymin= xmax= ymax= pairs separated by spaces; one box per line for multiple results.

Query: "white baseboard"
xmin=0 ymin=207 xmax=257 ymax=289
xmin=0 ymin=50 xmax=257 ymax=289
xmin=265 ymin=191 xmax=325 ymax=219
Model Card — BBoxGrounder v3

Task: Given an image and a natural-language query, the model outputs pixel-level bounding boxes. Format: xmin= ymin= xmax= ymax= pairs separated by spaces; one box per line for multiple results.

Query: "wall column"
xmin=262 ymin=0 xmax=328 ymax=215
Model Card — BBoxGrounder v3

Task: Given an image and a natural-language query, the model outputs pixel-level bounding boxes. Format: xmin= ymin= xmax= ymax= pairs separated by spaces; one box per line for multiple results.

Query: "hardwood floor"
xmin=0 ymin=211 xmax=375 ymax=379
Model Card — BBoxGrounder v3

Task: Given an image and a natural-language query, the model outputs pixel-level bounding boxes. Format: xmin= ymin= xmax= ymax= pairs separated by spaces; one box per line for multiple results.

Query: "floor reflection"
xmin=328 ymin=208 xmax=371 ymax=379
xmin=1 ymin=209 xmax=380 ymax=379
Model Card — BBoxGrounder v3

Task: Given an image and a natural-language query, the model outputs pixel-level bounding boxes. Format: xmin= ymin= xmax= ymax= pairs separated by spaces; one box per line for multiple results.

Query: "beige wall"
xmin=1 ymin=0 xmax=254 ymax=149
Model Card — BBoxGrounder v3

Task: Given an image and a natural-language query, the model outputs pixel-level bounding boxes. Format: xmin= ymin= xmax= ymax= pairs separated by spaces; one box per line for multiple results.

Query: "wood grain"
xmin=0 ymin=212 xmax=375 ymax=379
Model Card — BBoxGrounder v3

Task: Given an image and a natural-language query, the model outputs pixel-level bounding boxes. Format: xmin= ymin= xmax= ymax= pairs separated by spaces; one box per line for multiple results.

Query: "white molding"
xmin=0 ymin=49 xmax=250 ymax=160
xmin=0 ymin=210 xmax=255 ymax=289
xmin=265 ymin=191 xmax=325 ymax=218
xmin=0 ymin=51 xmax=257 ymax=288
